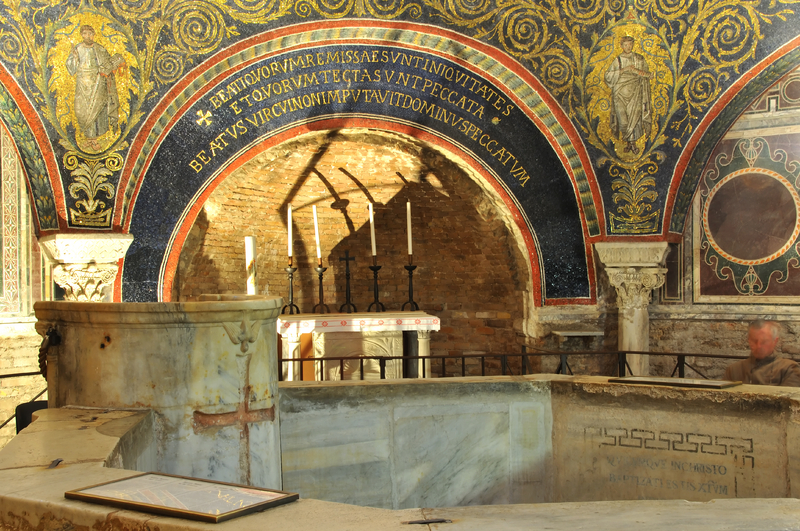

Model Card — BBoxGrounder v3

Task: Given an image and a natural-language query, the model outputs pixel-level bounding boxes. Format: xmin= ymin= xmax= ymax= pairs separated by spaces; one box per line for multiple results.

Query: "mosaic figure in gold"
xmin=65 ymin=25 xmax=125 ymax=153
xmin=604 ymin=36 xmax=652 ymax=156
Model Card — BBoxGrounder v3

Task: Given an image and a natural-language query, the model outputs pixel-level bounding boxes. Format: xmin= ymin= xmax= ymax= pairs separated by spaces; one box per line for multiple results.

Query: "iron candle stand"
xmin=402 ymin=255 xmax=419 ymax=311
xmin=339 ymin=251 xmax=357 ymax=313
xmin=367 ymin=256 xmax=385 ymax=312
xmin=282 ymin=259 xmax=300 ymax=314
xmin=312 ymin=264 xmax=330 ymax=313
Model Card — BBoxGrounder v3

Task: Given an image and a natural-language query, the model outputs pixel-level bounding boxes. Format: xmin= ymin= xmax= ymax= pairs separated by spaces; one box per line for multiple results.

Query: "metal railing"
xmin=280 ymin=352 xmax=530 ymax=381
xmin=0 ymin=371 xmax=46 ymax=431
xmin=279 ymin=347 xmax=752 ymax=381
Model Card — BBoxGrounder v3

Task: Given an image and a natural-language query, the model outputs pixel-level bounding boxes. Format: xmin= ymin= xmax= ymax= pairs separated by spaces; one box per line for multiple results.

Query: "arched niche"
xmin=173 ymin=128 xmax=535 ymax=361
xmin=117 ymin=23 xmax=598 ymax=305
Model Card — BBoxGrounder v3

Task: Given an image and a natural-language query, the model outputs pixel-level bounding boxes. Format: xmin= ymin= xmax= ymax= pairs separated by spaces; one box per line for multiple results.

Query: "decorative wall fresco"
xmin=0 ymin=0 xmax=797 ymax=300
xmin=695 ymin=134 xmax=800 ymax=302
xmin=0 ymin=81 xmax=57 ymax=231
xmin=0 ymin=0 xmax=796 ymax=233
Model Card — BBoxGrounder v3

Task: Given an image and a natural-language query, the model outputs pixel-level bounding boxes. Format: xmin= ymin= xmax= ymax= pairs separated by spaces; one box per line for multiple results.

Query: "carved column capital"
xmin=39 ymin=233 xmax=133 ymax=302
xmin=606 ymin=267 xmax=667 ymax=310
xmin=52 ymin=263 xmax=119 ymax=302
xmin=595 ymin=242 xmax=669 ymax=310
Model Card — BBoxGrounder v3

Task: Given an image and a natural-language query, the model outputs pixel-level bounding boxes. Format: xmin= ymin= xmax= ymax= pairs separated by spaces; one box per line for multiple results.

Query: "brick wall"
xmin=177 ymin=129 xmax=531 ymax=372
xmin=0 ymin=322 xmax=46 ymax=449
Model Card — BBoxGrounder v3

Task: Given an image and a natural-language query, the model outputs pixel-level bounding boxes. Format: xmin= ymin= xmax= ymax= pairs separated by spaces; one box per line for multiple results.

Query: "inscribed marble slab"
xmin=552 ymin=394 xmax=787 ymax=502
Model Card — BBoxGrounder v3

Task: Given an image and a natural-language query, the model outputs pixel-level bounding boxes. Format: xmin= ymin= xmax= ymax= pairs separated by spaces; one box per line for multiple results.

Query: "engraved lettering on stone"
xmin=644 ymin=432 xmax=673 ymax=450
xmin=600 ymin=427 xmax=628 ymax=446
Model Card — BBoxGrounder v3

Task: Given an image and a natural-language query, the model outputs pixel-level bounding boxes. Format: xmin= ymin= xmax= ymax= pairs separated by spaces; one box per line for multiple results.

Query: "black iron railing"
xmin=280 ymin=351 xmax=530 ymax=381
xmin=0 ymin=369 xmax=47 ymax=431
xmin=278 ymin=347 xmax=752 ymax=381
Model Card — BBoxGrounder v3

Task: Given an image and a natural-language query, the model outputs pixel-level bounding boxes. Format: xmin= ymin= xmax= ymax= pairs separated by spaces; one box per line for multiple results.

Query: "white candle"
xmin=406 ymin=201 xmax=413 ymax=255
xmin=313 ymin=205 xmax=321 ymax=265
xmin=244 ymin=236 xmax=257 ymax=295
xmin=369 ymin=203 xmax=377 ymax=256
xmin=287 ymin=205 xmax=292 ymax=258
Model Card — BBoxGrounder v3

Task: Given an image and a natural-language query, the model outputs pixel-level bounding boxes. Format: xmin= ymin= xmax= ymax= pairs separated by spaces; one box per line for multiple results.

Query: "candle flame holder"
xmin=367 ymin=256 xmax=385 ymax=312
xmin=338 ymin=251 xmax=357 ymax=313
xmin=282 ymin=261 xmax=300 ymax=315
xmin=312 ymin=265 xmax=330 ymax=314
xmin=402 ymin=258 xmax=419 ymax=311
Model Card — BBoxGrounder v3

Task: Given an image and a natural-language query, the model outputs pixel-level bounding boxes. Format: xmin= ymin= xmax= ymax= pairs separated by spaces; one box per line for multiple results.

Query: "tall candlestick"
xmin=287 ymin=205 xmax=292 ymax=258
xmin=406 ymin=201 xmax=413 ymax=256
xmin=369 ymin=203 xmax=377 ymax=256
xmin=313 ymin=205 xmax=322 ymax=266
xmin=244 ymin=236 xmax=257 ymax=295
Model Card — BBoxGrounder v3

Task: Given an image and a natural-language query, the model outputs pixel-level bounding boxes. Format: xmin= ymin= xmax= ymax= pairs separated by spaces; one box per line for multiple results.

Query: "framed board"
xmin=65 ymin=472 xmax=298 ymax=523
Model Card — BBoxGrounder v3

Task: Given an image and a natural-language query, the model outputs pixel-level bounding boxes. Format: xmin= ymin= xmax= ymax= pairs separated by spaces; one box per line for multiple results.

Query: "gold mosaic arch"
xmin=120 ymin=24 xmax=602 ymax=236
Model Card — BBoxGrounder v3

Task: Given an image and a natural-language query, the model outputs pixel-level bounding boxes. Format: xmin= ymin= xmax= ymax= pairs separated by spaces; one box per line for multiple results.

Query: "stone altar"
xmin=278 ymin=311 xmax=440 ymax=381
xmin=34 ymin=294 xmax=284 ymax=489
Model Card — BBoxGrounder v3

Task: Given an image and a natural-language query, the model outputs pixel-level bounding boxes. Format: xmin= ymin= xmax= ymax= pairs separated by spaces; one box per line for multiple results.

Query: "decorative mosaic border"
xmin=0 ymin=126 xmax=21 ymax=314
xmin=278 ymin=313 xmax=441 ymax=334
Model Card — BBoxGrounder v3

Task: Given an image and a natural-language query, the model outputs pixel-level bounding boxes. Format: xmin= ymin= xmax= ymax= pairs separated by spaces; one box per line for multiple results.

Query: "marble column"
xmin=595 ymin=242 xmax=668 ymax=376
xmin=281 ymin=325 xmax=302 ymax=382
xmin=418 ymin=330 xmax=432 ymax=378
xmin=38 ymin=233 xmax=133 ymax=302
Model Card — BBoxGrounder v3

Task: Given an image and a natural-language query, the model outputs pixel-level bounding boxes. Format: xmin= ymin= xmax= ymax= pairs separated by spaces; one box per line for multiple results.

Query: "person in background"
xmin=724 ymin=320 xmax=800 ymax=386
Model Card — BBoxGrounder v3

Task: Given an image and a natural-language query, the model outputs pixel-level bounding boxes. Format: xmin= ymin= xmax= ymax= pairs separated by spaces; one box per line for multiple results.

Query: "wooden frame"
xmin=65 ymin=472 xmax=298 ymax=523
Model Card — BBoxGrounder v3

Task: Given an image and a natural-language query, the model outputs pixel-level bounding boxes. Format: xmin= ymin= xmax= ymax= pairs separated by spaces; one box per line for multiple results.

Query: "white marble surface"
xmin=279 ymin=375 xmax=800 ymax=508
xmin=313 ymin=331 xmax=403 ymax=380
xmin=281 ymin=407 xmax=394 ymax=507
xmin=38 ymin=232 xmax=134 ymax=263
xmin=278 ymin=311 xmax=441 ymax=335
xmin=35 ymin=296 xmax=283 ymax=489
xmin=279 ymin=378 xmax=553 ymax=509
xmin=393 ymin=402 xmax=511 ymax=508
xmin=6 ymin=381 xmax=800 ymax=530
